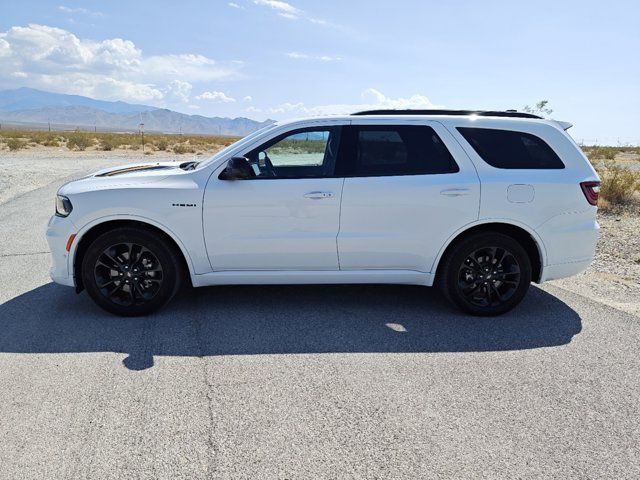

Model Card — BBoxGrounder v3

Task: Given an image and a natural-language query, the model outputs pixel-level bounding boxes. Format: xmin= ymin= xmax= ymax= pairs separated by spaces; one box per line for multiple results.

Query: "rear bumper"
xmin=536 ymin=208 xmax=599 ymax=282
xmin=539 ymin=258 xmax=593 ymax=282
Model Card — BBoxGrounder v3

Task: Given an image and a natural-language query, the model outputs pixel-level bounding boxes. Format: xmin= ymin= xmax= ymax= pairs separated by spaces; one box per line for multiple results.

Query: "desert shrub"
xmin=585 ymin=146 xmax=621 ymax=161
xmin=7 ymin=138 xmax=27 ymax=151
xmin=597 ymin=162 xmax=640 ymax=206
xmin=0 ymin=129 xmax=240 ymax=153
xmin=173 ymin=143 xmax=196 ymax=154
xmin=98 ymin=135 xmax=121 ymax=151
xmin=42 ymin=136 xmax=60 ymax=147
xmin=27 ymin=133 xmax=60 ymax=147
xmin=66 ymin=132 xmax=93 ymax=151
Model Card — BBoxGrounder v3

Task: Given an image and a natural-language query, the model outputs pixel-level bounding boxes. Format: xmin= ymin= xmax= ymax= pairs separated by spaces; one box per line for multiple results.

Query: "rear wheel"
xmin=81 ymin=227 xmax=183 ymax=316
xmin=439 ymin=232 xmax=532 ymax=316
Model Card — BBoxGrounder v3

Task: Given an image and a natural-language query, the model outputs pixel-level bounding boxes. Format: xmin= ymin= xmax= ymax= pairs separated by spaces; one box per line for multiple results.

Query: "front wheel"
xmin=439 ymin=232 xmax=532 ymax=316
xmin=81 ymin=227 xmax=183 ymax=316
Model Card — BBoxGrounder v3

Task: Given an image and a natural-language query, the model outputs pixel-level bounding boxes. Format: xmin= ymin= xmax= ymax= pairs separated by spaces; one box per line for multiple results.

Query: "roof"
xmin=351 ymin=109 xmax=542 ymax=119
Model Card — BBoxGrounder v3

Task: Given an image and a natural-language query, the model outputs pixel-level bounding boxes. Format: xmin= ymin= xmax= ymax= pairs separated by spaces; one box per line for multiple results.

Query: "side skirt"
xmin=191 ymin=270 xmax=434 ymax=288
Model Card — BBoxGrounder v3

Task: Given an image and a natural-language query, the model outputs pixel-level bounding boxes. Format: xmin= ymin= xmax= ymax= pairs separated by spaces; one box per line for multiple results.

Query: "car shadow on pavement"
xmin=0 ymin=283 xmax=582 ymax=370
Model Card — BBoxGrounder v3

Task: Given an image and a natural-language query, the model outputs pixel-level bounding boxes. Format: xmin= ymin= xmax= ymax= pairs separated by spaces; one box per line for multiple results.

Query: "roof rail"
xmin=351 ymin=109 xmax=542 ymax=119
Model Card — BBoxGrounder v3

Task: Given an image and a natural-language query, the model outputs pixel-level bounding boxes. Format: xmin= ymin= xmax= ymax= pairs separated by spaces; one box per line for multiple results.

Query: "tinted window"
xmin=338 ymin=125 xmax=459 ymax=177
xmin=244 ymin=127 xmax=341 ymax=178
xmin=457 ymin=127 xmax=564 ymax=169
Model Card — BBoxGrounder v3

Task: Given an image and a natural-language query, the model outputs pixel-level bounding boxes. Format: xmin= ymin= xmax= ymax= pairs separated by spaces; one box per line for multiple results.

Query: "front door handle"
xmin=440 ymin=188 xmax=471 ymax=197
xmin=304 ymin=191 xmax=334 ymax=199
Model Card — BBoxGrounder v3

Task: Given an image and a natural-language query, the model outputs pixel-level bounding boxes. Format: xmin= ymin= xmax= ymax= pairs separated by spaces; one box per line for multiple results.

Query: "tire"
xmin=438 ymin=232 xmax=532 ymax=316
xmin=81 ymin=227 xmax=183 ymax=316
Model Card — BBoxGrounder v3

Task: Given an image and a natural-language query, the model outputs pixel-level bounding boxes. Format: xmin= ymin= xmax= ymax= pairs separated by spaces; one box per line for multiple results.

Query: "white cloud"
xmin=164 ymin=80 xmax=192 ymax=103
xmin=0 ymin=38 xmax=10 ymax=57
xmin=246 ymin=106 xmax=262 ymax=113
xmin=268 ymin=102 xmax=305 ymax=114
xmin=286 ymin=52 xmax=342 ymax=62
xmin=243 ymin=95 xmax=253 ymax=102
xmin=252 ymin=0 xmax=334 ymax=26
xmin=254 ymin=0 xmax=300 ymax=16
xmin=0 ymin=24 xmax=242 ymax=104
xmin=267 ymin=89 xmax=437 ymax=117
xmin=195 ymin=91 xmax=236 ymax=103
xmin=58 ymin=5 xmax=103 ymax=17
xmin=228 ymin=2 xmax=244 ymax=9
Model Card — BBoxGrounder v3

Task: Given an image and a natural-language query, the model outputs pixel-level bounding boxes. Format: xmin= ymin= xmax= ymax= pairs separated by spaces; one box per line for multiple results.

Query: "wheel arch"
xmin=71 ymin=216 xmax=194 ymax=292
xmin=432 ymin=220 xmax=546 ymax=284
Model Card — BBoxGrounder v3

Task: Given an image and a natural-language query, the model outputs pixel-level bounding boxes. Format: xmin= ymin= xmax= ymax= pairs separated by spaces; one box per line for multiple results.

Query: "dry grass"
xmin=582 ymin=145 xmax=640 ymax=162
xmin=6 ymin=138 xmax=27 ymax=151
xmin=0 ymin=129 xmax=239 ymax=154
xmin=595 ymin=161 xmax=640 ymax=210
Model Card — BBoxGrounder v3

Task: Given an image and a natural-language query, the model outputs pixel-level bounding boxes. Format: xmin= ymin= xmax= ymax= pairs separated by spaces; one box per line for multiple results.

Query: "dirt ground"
xmin=1 ymin=147 xmax=638 ymax=317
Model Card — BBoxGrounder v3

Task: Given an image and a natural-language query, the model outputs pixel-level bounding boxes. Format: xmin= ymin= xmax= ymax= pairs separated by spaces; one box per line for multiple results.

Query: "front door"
xmin=203 ymin=125 xmax=345 ymax=271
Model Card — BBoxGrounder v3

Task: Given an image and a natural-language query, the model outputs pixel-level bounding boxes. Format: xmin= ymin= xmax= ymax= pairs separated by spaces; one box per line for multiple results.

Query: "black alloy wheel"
xmin=457 ymin=246 xmax=521 ymax=308
xmin=439 ymin=232 xmax=532 ymax=316
xmin=93 ymin=242 xmax=164 ymax=306
xmin=82 ymin=227 xmax=183 ymax=316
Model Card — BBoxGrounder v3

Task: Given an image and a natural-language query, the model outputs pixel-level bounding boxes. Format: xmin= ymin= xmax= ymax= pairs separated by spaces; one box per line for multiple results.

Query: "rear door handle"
xmin=440 ymin=188 xmax=471 ymax=197
xmin=304 ymin=191 xmax=334 ymax=199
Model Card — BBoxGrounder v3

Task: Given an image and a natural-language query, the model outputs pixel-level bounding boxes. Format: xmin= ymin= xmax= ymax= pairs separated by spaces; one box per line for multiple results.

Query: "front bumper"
xmin=46 ymin=214 xmax=76 ymax=287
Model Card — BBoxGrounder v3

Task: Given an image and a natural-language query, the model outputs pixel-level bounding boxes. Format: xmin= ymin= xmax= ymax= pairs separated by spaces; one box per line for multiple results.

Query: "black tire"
xmin=81 ymin=227 xmax=183 ymax=316
xmin=438 ymin=232 xmax=532 ymax=316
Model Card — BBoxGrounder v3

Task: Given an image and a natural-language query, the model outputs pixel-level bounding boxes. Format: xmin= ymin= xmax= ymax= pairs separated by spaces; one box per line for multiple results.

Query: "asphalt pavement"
xmin=0 ymin=170 xmax=638 ymax=479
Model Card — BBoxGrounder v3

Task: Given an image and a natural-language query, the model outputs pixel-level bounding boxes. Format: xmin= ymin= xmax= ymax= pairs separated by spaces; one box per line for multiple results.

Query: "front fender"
xmin=68 ymin=214 xmax=201 ymax=286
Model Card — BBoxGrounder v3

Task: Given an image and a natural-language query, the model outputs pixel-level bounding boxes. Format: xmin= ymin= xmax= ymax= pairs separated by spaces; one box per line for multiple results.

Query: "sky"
xmin=0 ymin=0 xmax=639 ymax=144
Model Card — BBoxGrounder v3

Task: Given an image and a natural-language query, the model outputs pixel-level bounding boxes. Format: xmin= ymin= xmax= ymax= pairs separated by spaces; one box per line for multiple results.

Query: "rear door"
xmin=336 ymin=120 xmax=480 ymax=273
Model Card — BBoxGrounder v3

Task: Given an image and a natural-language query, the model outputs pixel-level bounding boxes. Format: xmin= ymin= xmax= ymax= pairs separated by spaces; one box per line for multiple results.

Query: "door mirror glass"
xmin=220 ymin=156 xmax=256 ymax=180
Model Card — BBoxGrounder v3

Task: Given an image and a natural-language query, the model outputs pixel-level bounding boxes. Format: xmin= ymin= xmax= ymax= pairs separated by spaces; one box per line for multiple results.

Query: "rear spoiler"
xmin=551 ymin=120 xmax=573 ymax=131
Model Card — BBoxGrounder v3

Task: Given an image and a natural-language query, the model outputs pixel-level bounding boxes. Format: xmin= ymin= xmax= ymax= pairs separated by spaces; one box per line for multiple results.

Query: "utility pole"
xmin=48 ymin=119 xmax=51 ymax=132
xmin=139 ymin=123 xmax=145 ymax=152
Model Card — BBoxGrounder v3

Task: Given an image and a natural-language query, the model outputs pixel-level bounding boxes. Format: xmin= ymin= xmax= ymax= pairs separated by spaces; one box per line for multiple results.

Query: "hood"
xmin=59 ymin=161 xmax=193 ymax=196
xmin=90 ymin=161 xmax=185 ymax=178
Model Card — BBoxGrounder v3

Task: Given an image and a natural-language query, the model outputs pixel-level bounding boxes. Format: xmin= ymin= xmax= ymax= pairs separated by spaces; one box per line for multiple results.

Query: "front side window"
xmin=337 ymin=125 xmax=459 ymax=177
xmin=244 ymin=127 xmax=341 ymax=178
xmin=457 ymin=127 xmax=565 ymax=169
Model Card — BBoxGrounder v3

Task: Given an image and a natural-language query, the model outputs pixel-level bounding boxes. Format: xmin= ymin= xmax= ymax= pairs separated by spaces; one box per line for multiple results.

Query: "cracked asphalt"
xmin=0 ymin=162 xmax=639 ymax=479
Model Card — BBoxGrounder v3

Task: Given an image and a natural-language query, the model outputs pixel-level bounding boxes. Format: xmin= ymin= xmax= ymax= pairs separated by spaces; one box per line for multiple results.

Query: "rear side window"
xmin=457 ymin=127 xmax=565 ymax=169
xmin=337 ymin=125 xmax=459 ymax=177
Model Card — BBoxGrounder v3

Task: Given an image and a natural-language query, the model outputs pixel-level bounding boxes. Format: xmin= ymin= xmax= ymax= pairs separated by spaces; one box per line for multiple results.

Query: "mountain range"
xmin=0 ymin=88 xmax=274 ymax=136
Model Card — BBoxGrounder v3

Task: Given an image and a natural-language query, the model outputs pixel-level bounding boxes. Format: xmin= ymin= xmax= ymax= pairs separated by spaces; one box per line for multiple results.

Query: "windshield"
xmin=198 ymin=123 xmax=279 ymax=168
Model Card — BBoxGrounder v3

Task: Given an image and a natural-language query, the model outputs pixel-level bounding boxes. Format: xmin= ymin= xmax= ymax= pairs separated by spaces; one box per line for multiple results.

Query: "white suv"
xmin=47 ymin=110 xmax=600 ymax=316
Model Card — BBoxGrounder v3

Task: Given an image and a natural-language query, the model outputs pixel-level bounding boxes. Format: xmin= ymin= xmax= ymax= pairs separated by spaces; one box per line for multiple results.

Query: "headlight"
xmin=55 ymin=195 xmax=73 ymax=217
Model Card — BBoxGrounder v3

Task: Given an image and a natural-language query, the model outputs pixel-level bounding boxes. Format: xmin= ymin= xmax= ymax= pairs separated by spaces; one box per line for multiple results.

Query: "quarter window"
xmin=338 ymin=125 xmax=459 ymax=177
xmin=457 ymin=127 xmax=565 ymax=169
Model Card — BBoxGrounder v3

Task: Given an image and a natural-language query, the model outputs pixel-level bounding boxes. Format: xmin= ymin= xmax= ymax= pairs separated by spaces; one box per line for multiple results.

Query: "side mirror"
xmin=219 ymin=156 xmax=255 ymax=180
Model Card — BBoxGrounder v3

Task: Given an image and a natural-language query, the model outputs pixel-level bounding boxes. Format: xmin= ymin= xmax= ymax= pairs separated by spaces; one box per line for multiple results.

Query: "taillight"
xmin=580 ymin=181 xmax=600 ymax=206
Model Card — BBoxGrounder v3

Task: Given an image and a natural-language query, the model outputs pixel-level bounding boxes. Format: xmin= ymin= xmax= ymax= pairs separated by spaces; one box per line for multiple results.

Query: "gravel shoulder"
xmin=549 ymin=208 xmax=640 ymax=316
